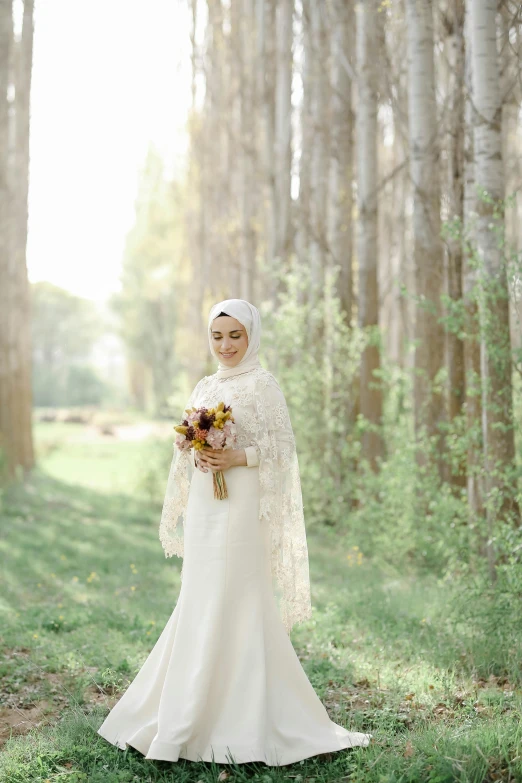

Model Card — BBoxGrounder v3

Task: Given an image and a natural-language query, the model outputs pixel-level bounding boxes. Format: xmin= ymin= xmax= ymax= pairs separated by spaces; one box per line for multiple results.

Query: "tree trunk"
xmin=239 ymin=0 xmax=256 ymax=302
xmin=328 ymin=0 xmax=354 ymax=326
xmin=0 ymin=0 xmax=35 ymax=481
xmin=405 ymin=0 xmax=446 ymax=477
xmin=356 ymin=0 xmax=383 ymax=470
xmin=308 ymin=1 xmax=330 ymax=306
xmin=0 ymin=0 xmax=13 ymax=478
xmin=258 ymin=0 xmax=277 ymax=302
xmin=462 ymin=2 xmax=484 ymax=544
xmin=296 ymin=0 xmax=313 ymax=306
xmin=470 ymin=0 xmax=519 ymax=562
xmin=444 ymin=0 xmax=466 ymax=489
xmin=500 ymin=2 xmax=521 ymax=252
xmin=274 ymin=0 xmax=293 ymax=271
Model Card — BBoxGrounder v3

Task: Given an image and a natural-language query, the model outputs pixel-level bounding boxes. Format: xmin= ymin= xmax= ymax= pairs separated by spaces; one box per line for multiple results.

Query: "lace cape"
xmin=159 ymin=366 xmax=312 ymax=634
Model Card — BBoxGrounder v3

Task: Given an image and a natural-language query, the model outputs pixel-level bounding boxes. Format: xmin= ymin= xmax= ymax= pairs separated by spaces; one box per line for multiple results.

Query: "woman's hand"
xmin=197 ymin=446 xmax=246 ymax=472
xmin=194 ymin=452 xmax=209 ymax=473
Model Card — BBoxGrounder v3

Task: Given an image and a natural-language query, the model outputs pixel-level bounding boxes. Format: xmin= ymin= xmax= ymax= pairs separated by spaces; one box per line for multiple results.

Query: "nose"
xmin=220 ymin=338 xmax=233 ymax=351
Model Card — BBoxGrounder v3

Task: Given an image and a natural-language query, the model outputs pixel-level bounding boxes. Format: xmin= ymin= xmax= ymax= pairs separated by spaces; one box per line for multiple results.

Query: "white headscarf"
xmin=207 ymin=299 xmax=263 ymax=379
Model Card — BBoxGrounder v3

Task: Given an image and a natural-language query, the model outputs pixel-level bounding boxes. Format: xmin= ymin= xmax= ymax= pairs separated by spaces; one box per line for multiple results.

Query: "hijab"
xmin=207 ymin=298 xmax=263 ymax=379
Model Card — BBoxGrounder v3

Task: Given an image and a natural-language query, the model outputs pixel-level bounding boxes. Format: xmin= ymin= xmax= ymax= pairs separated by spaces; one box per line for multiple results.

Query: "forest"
xmin=1 ymin=0 xmax=522 ymax=781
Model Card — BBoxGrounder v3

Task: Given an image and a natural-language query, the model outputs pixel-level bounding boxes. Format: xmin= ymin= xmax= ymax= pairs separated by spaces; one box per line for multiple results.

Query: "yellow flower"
xmin=72 ymin=576 xmax=79 ymax=583
xmin=146 ymin=630 xmax=151 ymax=635
xmin=59 ymin=615 xmax=64 ymax=621
xmin=174 ymin=424 xmax=188 ymax=434
xmin=33 ymin=634 xmax=38 ymax=639
xmin=131 ymin=586 xmax=136 ymax=592
xmin=50 ymin=573 xmax=56 ymax=578
xmin=57 ymin=603 xmax=63 ymax=608
xmin=37 ymin=583 xmax=42 ymax=587
xmin=60 ymin=554 xmax=67 ymax=561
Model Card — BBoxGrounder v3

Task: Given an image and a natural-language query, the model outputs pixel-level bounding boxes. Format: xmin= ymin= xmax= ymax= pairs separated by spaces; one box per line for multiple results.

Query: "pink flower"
xmin=175 ymin=432 xmax=191 ymax=450
xmin=223 ymin=420 xmax=235 ymax=438
xmin=223 ymin=420 xmax=237 ymax=449
xmin=206 ymin=427 xmax=226 ymax=449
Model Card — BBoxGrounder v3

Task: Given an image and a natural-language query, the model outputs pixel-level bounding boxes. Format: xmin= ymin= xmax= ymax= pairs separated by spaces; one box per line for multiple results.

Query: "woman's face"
xmin=211 ymin=315 xmax=248 ymax=367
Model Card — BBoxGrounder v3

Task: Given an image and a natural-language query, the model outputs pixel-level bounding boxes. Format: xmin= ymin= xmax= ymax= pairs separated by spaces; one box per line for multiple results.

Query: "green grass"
xmin=0 ymin=421 xmax=521 ymax=782
xmin=33 ymin=417 xmax=170 ymax=495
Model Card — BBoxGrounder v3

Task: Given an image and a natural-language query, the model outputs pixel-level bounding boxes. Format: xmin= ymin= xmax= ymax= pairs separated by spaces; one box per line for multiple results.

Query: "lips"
xmin=220 ymin=352 xmax=236 ymax=358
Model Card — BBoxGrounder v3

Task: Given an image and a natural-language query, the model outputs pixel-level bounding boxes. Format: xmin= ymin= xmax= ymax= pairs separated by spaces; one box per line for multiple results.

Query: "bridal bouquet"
xmin=174 ymin=401 xmax=237 ymax=499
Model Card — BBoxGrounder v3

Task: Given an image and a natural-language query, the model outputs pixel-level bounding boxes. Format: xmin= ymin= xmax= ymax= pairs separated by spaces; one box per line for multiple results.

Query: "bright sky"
xmin=26 ymin=0 xmax=192 ymax=302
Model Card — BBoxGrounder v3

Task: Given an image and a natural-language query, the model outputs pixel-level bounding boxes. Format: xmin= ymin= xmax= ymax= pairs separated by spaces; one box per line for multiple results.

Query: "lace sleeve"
xmin=253 ymin=372 xmax=313 ymax=634
xmin=158 ymin=378 xmax=204 ymax=563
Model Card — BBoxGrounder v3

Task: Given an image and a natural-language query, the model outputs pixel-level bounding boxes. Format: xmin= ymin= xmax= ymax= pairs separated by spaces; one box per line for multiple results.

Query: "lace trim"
xmin=158 ymin=368 xmax=312 ymax=633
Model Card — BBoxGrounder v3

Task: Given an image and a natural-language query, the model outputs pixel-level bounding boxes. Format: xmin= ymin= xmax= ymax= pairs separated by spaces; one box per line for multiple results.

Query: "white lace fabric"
xmin=159 ymin=366 xmax=313 ymax=634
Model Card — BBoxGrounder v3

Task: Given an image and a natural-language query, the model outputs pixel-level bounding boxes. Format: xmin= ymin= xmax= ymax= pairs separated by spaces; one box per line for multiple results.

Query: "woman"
xmin=97 ymin=298 xmax=372 ymax=766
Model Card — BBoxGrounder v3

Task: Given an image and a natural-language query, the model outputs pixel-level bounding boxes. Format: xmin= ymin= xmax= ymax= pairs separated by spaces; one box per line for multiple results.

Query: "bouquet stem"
xmin=213 ymin=470 xmax=228 ymax=499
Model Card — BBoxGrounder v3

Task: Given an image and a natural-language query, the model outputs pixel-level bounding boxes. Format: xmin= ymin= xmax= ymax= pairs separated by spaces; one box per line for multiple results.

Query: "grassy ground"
xmin=0 ymin=419 xmax=521 ymax=782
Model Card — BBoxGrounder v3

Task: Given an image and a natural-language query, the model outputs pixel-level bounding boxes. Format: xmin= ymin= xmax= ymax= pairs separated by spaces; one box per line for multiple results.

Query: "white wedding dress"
xmin=97 ymin=368 xmax=371 ymax=766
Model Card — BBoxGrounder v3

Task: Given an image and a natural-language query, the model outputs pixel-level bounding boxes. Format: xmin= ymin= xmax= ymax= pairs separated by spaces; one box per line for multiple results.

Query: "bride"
xmin=97 ymin=298 xmax=372 ymax=766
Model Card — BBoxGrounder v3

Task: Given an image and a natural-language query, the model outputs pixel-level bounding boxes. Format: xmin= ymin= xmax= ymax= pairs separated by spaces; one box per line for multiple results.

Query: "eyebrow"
xmin=211 ymin=328 xmax=244 ymax=334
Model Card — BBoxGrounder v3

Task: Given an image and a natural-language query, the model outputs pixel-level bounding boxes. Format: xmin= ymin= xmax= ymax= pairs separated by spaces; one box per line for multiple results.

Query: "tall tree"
xmin=328 ymin=0 xmax=354 ymax=326
xmin=405 ymin=0 xmax=446 ymax=474
xmin=113 ymin=150 xmax=187 ymax=416
xmin=239 ymin=0 xmax=257 ymax=301
xmin=470 ymin=0 xmax=519 ymax=554
xmin=0 ymin=0 xmax=13 ymax=477
xmin=13 ymin=0 xmax=35 ymax=468
xmin=274 ymin=0 xmax=293 ymax=270
xmin=307 ymin=1 xmax=330 ymax=305
xmin=258 ymin=0 xmax=277 ymax=300
xmin=462 ymin=3 xmax=484 ymax=533
xmin=443 ymin=1 xmax=466 ymax=438
xmin=0 ymin=0 xmax=35 ymax=480
xmin=356 ymin=0 xmax=383 ymax=469
xmin=499 ymin=1 xmax=521 ymax=251
xmin=381 ymin=0 xmax=414 ymax=370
